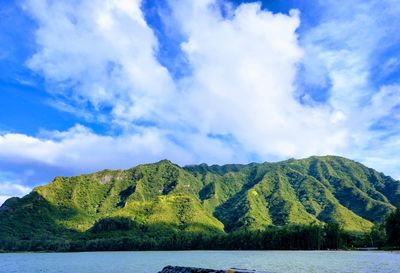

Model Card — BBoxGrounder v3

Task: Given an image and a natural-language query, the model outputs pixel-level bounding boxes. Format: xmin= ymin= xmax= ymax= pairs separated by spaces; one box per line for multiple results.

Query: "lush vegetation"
xmin=1 ymin=220 xmax=396 ymax=252
xmin=385 ymin=206 xmax=400 ymax=247
xmin=0 ymin=156 xmax=399 ymax=251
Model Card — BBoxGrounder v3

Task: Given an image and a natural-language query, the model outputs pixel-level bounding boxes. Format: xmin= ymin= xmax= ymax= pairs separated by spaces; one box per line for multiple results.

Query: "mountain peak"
xmin=1 ymin=156 xmax=399 ymax=250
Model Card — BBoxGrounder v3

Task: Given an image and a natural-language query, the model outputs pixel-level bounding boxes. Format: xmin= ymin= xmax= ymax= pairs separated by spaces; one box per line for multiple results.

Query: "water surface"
xmin=1 ymin=250 xmax=399 ymax=273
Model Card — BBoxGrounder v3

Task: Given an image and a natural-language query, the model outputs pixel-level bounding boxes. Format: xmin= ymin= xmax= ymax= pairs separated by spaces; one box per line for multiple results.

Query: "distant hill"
xmin=1 ymin=156 xmax=399 ymax=250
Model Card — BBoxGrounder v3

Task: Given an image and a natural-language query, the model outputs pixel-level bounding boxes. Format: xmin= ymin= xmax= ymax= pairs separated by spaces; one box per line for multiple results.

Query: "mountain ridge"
xmin=1 ymin=155 xmax=399 ymax=249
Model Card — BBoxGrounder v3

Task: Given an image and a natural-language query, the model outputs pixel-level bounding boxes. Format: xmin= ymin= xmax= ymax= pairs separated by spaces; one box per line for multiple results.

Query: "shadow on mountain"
xmin=116 ymin=185 xmax=136 ymax=208
xmin=0 ymin=191 xmax=82 ymax=251
xmin=0 ymin=198 xmax=224 ymax=252
xmin=213 ymin=166 xmax=269 ymax=232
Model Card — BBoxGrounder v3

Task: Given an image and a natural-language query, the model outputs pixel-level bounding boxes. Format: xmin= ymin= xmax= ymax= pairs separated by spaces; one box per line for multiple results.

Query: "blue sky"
xmin=0 ymin=0 xmax=400 ymax=204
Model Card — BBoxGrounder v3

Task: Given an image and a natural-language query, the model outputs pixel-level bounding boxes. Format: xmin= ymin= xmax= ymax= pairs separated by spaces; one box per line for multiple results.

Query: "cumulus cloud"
xmin=0 ymin=124 xmax=241 ymax=173
xmin=170 ymin=1 xmax=348 ymax=158
xmin=299 ymin=0 xmax=400 ymax=177
xmin=23 ymin=0 xmax=349 ymax=157
xmin=0 ymin=125 xmax=178 ymax=171
xmin=1 ymin=0 xmax=399 ymax=204
xmin=24 ymin=0 xmax=175 ymax=125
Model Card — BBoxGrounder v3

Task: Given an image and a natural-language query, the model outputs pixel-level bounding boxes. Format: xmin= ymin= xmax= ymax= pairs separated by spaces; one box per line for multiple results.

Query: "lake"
xmin=0 ymin=250 xmax=399 ymax=273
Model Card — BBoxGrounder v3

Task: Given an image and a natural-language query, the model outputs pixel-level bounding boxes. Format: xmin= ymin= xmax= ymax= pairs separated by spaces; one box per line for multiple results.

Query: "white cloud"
xmin=21 ymin=0 xmax=350 ymax=160
xmin=1 ymin=0 xmax=397 ymax=192
xmin=300 ymin=0 xmax=382 ymax=113
xmin=0 ymin=181 xmax=31 ymax=206
xmin=0 ymin=124 xmax=240 ymax=174
xmin=0 ymin=125 xmax=179 ymax=171
xmin=24 ymin=0 xmax=175 ymax=125
xmin=299 ymin=0 xmax=400 ymax=178
xmin=0 ymin=182 xmax=31 ymax=195
xmin=170 ymin=1 xmax=348 ymax=158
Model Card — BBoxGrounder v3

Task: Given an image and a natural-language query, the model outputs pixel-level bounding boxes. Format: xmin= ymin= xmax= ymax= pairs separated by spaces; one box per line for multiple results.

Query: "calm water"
xmin=0 ymin=251 xmax=399 ymax=273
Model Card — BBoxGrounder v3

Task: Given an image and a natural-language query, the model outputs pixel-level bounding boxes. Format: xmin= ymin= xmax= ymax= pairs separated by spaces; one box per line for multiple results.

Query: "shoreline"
xmin=1 ymin=249 xmax=400 ymax=254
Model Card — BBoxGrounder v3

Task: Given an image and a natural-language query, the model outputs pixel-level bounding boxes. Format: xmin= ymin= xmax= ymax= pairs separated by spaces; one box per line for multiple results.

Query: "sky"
xmin=0 ymin=0 xmax=400 ymax=204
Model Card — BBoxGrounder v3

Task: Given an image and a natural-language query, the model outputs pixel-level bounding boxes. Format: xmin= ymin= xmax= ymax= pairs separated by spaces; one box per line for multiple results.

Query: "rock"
xmin=158 ymin=266 xmax=271 ymax=273
xmin=158 ymin=266 xmax=225 ymax=273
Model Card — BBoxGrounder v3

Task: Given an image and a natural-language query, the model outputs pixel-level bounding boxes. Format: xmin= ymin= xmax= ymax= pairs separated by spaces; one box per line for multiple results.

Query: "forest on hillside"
xmin=1 ymin=207 xmax=399 ymax=252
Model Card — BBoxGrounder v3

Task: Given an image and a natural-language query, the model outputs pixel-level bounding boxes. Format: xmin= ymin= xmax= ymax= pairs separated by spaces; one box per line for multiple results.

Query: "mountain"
xmin=1 ymin=156 xmax=399 ymax=250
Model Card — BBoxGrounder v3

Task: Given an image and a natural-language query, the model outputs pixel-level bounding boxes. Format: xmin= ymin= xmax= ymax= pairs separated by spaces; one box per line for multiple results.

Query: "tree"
xmin=325 ymin=222 xmax=341 ymax=249
xmin=385 ymin=207 xmax=400 ymax=247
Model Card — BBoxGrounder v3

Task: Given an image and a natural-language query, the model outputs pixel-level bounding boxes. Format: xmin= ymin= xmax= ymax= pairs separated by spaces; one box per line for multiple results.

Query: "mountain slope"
xmin=185 ymin=156 xmax=399 ymax=232
xmin=1 ymin=156 xmax=399 ymax=247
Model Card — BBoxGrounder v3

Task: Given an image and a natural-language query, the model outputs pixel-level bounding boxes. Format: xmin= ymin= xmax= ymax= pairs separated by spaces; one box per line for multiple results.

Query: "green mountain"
xmin=1 ymin=156 xmax=399 ymax=250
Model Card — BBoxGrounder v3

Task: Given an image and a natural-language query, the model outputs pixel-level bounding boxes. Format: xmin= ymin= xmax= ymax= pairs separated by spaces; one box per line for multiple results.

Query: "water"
xmin=0 ymin=251 xmax=399 ymax=273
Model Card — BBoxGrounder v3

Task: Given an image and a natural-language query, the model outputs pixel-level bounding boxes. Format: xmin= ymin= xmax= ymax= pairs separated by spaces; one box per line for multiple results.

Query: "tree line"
xmin=1 ymin=208 xmax=399 ymax=252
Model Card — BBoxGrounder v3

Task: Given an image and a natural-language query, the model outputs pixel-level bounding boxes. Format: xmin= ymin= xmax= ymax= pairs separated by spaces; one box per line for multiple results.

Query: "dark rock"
xmin=158 ymin=266 xmax=271 ymax=273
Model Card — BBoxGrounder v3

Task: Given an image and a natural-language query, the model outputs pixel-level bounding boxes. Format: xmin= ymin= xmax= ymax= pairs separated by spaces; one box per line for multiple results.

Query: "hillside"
xmin=1 ymin=156 xmax=399 ymax=250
